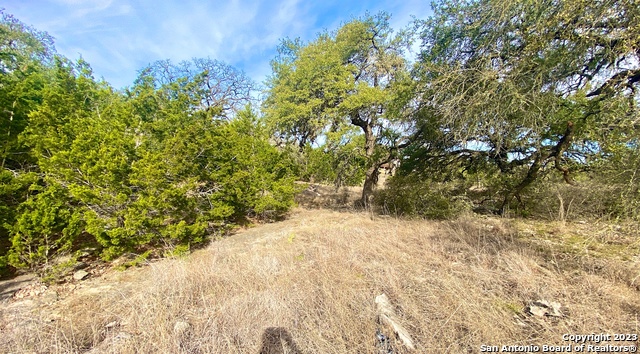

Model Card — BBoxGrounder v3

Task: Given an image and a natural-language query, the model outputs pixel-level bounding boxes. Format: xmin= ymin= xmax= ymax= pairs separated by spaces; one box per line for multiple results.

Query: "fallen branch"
xmin=375 ymin=294 xmax=416 ymax=351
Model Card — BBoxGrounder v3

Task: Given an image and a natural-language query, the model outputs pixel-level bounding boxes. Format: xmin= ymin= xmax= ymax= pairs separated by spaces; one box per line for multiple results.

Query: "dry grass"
xmin=294 ymin=182 xmax=362 ymax=209
xmin=2 ymin=206 xmax=639 ymax=353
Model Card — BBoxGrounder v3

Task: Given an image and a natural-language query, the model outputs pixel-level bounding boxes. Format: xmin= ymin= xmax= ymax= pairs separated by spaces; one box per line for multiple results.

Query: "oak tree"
xmin=409 ymin=0 xmax=640 ymax=213
xmin=265 ymin=13 xmax=412 ymax=207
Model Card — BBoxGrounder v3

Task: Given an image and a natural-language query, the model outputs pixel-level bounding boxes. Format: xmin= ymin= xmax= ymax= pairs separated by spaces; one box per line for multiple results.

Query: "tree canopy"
xmin=405 ymin=0 xmax=639 ymax=213
xmin=264 ymin=13 xmax=413 ymax=206
xmin=141 ymin=58 xmax=255 ymax=119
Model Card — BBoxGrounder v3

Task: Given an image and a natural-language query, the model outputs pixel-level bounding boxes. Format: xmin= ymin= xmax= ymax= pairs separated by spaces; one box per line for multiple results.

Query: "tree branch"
xmin=586 ymin=68 xmax=640 ymax=98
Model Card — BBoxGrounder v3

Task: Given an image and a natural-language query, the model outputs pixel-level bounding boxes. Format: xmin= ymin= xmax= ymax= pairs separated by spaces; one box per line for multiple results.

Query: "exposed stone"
xmin=527 ymin=300 xmax=563 ymax=317
xmin=73 ymin=270 xmax=90 ymax=281
xmin=105 ymin=321 xmax=119 ymax=328
xmin=12 ymin=283 xmax=47 ymax=299
xmin=173 ymin=321 xmax=191 ymax=335
xmin=41 ymin=290 xmax=58 ymax=304
xmin=80 ymin=247 xmax=97 ymax=257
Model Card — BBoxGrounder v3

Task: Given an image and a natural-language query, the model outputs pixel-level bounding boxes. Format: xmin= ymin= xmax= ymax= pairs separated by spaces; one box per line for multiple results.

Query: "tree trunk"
xmin=499 ymin=122 xmax=575 ymax=214
xmin=349 ymin=112 xmax=395 ymax=209
xmin=499 ymin=152 xmax=544 ymax=214
xmin=359 ymin=121 xmax=378 ymax=208
xmin=361 ymin=165 xmax=380 ymax=209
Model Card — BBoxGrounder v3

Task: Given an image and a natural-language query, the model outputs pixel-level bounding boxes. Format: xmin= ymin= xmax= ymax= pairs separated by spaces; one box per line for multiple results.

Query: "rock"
xmin=41 ymin=290 xmax=58 ymax=304
xmin=80 ymin=247 xmax=97 ymax=257
xmin=13 ymin=283 xmax=47 ymax=299
xmin=74 ymin=262 xmax=88 ymax=270
xmin=527 ymin=300 xmax=563 ymax=317
xmin=105 ymin=321 xmax=119 ymax=328
xmin=173 ymin=321 xmax=191 ymax=335
xmin=73 ymin=270 xmax=89 ymax=281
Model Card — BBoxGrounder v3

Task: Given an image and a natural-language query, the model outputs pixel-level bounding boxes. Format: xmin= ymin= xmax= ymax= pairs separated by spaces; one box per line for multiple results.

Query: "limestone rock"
xmin=527 ymin=300 xmax=563 ymax=317
xmin=73 ymin=270 xmax=89 ymax=281
xmin=42 ymin=290 xmax=58 ymax=304
xmin=173 ymin=321 xmax=191 ymax=335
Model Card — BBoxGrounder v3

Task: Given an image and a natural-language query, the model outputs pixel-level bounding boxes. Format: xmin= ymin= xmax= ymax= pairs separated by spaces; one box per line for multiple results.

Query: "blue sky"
xmin=3 ymin=0 xmax=432 ymax=90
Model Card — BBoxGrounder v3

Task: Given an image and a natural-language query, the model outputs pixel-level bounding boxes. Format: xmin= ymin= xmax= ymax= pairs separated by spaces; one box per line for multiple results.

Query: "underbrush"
xmin=375 ymin=172 xmax=640 ymax=224
xmin=524 ymin=177 xmax=640 ymax=222
xmin=374 ymin=174 xmax=472 ymax=219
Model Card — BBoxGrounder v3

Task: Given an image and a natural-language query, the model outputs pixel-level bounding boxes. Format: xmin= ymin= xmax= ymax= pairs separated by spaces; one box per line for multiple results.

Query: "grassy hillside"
xmin=2 ymin=199 xmax=639 ymax=353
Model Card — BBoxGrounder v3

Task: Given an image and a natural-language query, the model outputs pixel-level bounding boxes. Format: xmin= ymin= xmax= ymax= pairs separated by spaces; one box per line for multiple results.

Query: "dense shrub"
xmin=7 ymin=182 xmax=83 ymax=268
xmin=374 ymin=174 xmax=471 ymax=219
xmin=294 ymin=140 xmax=367 ymax=188
xmin=522 ymin=152 xmax=640 ymax=222
xmin=3 ymin=59 xmax=297 ymax=268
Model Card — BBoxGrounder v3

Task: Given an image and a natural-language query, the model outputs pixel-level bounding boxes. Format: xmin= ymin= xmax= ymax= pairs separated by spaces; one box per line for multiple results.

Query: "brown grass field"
xmin=1 ymin=184 xmax=639 ymax=353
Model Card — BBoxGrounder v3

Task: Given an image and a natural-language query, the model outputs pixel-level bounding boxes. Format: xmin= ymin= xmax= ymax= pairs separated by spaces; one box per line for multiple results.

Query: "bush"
xmin=294 ymin=141 xmax=367 ymax=188
xmin=374 ymin=174 xmax=471 ymax=219
xmin=522 ymin=176 xmax=640 ymax=222
xmin=5 ymin=62 xmax=297 ymax=267
xmin=506 ymin=143 xmax=640 ymax=221
xmin=7 ymin=182 xmax=83 ymax=269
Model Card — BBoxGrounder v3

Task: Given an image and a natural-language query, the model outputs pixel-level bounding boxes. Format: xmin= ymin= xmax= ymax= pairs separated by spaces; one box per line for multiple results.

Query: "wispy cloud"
xmin=46 ymin=0 xmax=121 ymax=19
xmin=3 ymin=0 xmax=432 ymax=89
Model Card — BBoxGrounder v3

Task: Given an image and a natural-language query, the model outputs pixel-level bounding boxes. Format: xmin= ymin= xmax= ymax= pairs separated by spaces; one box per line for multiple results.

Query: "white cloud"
xmin=53 ymin=0 xmax=115 ymax=18
xmin=3 ymin=0 xmax=432 ymax=88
